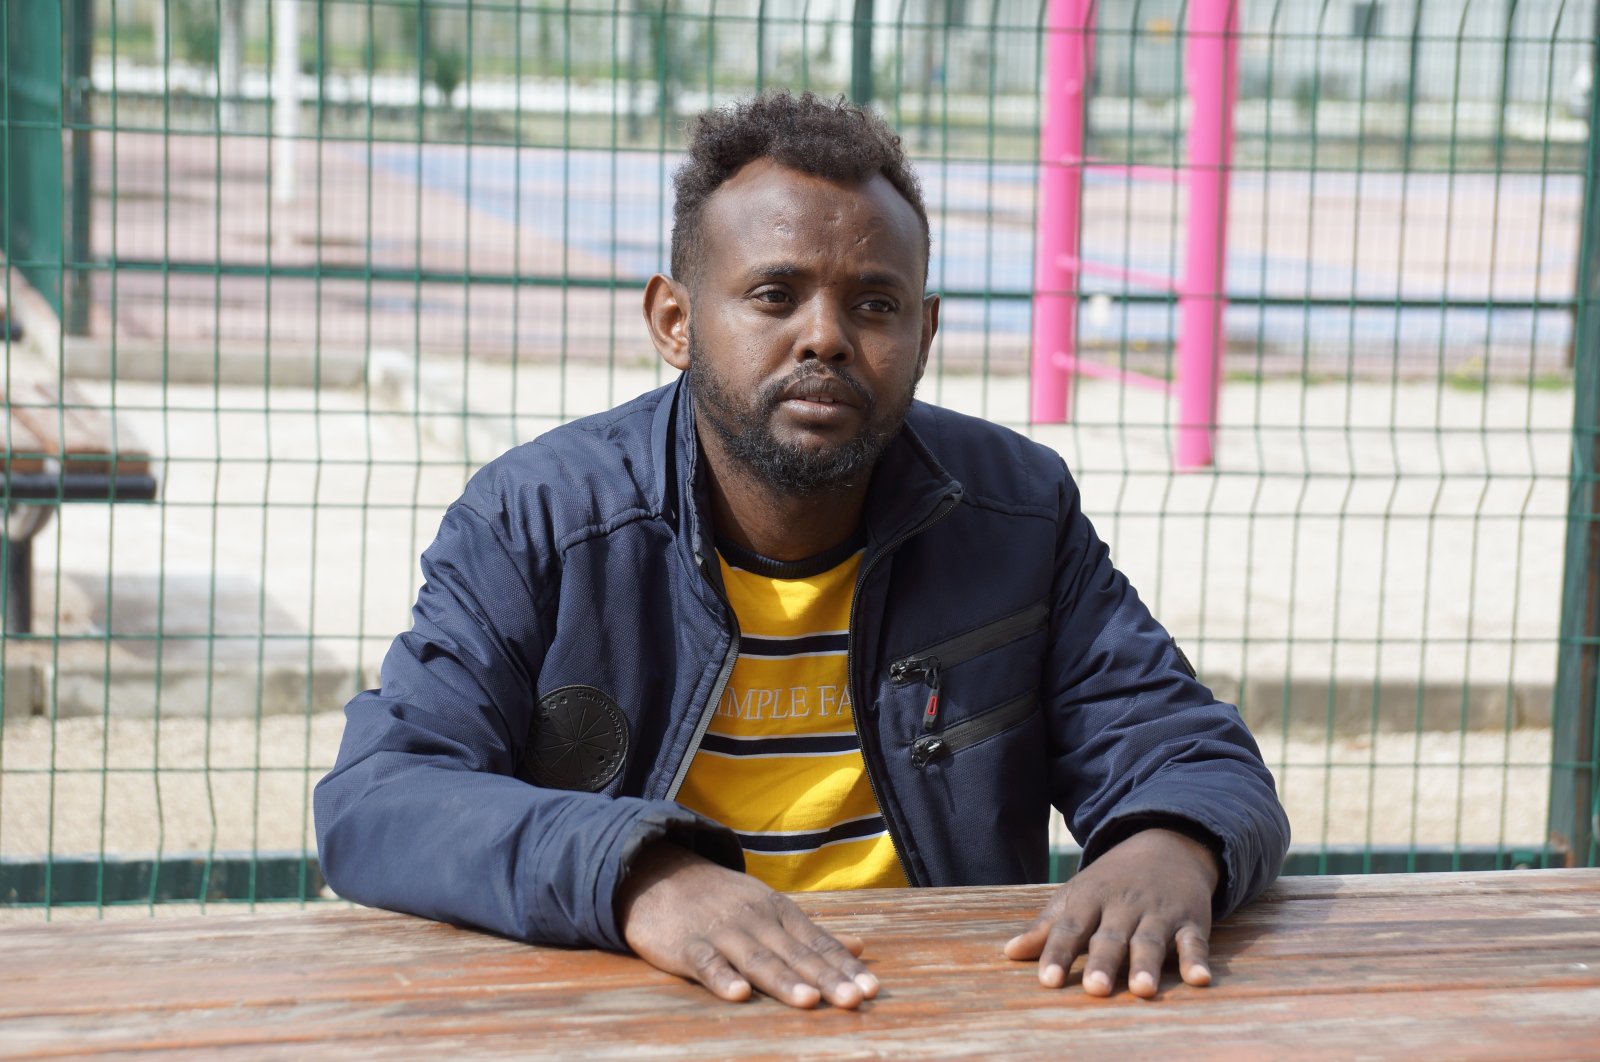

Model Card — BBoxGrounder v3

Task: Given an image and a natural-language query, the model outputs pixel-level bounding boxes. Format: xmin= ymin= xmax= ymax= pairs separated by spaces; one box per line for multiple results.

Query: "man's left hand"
xmin=1003 ymin=827 xmax=1219 ymax=998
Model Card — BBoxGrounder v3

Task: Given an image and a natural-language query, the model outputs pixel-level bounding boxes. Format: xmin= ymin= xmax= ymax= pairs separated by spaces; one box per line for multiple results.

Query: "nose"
xmin=795 ymin=295 xmax=855 ymax=365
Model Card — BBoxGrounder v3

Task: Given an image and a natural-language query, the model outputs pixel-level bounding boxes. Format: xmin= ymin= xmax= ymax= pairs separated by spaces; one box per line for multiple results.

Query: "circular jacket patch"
xmin=519 ymin=685 xmax=629 ymax=792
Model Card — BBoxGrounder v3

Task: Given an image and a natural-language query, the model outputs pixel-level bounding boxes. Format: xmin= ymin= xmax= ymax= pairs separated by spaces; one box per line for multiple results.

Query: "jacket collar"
xmin=651 ymin=375 xmax=963 ymax=563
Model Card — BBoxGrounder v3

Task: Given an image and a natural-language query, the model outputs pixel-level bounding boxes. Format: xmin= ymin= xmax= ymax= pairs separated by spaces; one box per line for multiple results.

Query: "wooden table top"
xmin=4 ymin=869 xmax=1598 ymax=1060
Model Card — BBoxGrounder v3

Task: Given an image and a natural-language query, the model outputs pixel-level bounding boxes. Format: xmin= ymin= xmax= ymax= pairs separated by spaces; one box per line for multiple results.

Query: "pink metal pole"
xmin=1176 ymin=0 xmax=1239 ymax=469
xmin=1030 ymin=0 xmax=1094 ymax=425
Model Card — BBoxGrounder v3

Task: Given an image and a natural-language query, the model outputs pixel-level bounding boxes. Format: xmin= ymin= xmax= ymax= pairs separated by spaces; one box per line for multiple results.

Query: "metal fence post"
xmin=1 ymin=0 xmax=64 ymax=318
xmin=755 ymin=0 xmax=767 ymax=93
xmin=1402 ymin=4 xmax=1423 ymax=171
xmin=273 ymin=0 xmax=300 ymax=205
xmin=1550 ymin=4 xmax=1600 ymax=870
xmin=1029 ymin=0 xmax=1093 ymax=425
xmin=1175 ymin=0 xmax=1239 ymax=469
xmin=851 ymin=0 xmax=875 ymax=105
xmin=1493 ymin=0 xmax=1519 ymax=172
xmin=65 ymin=0 xmax=91 ymax=336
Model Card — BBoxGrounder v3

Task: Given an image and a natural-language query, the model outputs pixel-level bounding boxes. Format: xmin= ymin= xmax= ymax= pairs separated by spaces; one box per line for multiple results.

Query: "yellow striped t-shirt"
xmin=675 ymin=542 xmax=907 ymax=892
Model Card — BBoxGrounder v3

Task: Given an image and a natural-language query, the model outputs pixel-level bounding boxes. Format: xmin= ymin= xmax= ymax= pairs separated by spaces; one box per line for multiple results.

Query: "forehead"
xmin=697 ymin=158 xmax=925 ymax=280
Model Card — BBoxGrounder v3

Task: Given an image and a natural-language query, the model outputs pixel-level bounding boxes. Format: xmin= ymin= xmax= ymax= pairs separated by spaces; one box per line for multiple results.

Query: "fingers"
xmin=683 ymin=937 xmax=753 ymax=1003
xmin=1125 ymin=921 xmax=1170 ymax=998
xmin=1003 ymin=887 xmax=1082 ymax=968
xmin=1007 ymin=829 xmax=1219 ymax=999
xmin=776 ymin=913 xmax=879 ymax=1002
xmin=1002 ymin=917 xmax=1051 ymax=962
xmin=831 ymin=931 xmax=867 ymax=958
xmin=617 ymin=852 xmax=878 ymax=1010
xmin=722 ymin=928 xmax=871 ymax=1009
xmin=679 ymin=903 xmax=875 ymax=1010
xmin=1079 ymin=915 xmax=1135 ymax=997
xmin=1013 ymin=910 xmax=1212 ymax=999
xmin=1175 ymin=922 xmax=1212 ymax=987
xmin=1035 ymin=914 xmax=1094 ymax=989
xmin=1005 ymin=891 xmax=1094 ymax=989
xmin=725 ymin=937 xmax=826 ymax=1008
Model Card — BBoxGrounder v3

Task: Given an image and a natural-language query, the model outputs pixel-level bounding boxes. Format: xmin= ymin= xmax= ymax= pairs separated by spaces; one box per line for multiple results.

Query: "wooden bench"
xmin=1 ymin=380 xmax=158 ymax=634
xmin=2 ymin=870 xmax=1598 ymax=1056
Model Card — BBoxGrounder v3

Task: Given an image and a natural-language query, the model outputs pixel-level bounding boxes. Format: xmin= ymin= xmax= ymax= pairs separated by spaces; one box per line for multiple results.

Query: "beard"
xmin=685 ymin=332 xmax=916 ymax=496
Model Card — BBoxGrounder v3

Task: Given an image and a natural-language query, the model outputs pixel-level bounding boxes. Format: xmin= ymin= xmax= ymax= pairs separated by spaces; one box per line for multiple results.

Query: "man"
xmin=315 ymin=92 xmax=1289 ymax=1010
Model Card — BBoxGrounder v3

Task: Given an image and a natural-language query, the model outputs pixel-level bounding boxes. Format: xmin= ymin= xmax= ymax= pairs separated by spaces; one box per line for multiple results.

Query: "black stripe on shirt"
xmin=698 ymin=732 xmax=860 ymax=758
xmin=739 ymin=632 xmax=848 ymax=658
xmin=716 ymin=529 xmax=867 ymax=580
xmin=735 ymin=814 xmax=889 ymax=854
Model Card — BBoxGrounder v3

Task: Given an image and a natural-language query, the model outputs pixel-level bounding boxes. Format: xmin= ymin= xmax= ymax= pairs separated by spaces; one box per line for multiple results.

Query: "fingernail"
xmin=1191 ymin=964 xmax=1212 ymax=985
xmin=1084 ymin=971 xmax=1111 ymax=995
xmin=854 ymin=972 xmax=880 ymax=995
xmin=1040 ymin=963 xmax=1065 ymax=988
xmin=1131 ymin=971 xmax=1156 ymax=995
xmin=794 ymin=985 xmax=822 ymax=1006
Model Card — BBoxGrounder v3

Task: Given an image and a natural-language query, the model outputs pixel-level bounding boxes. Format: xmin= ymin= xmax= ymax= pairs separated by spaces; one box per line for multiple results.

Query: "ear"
xmin=644 ymin=274 xmax=692 ymax=371
xmin=915 ymin=293 xmax=940 ymax=383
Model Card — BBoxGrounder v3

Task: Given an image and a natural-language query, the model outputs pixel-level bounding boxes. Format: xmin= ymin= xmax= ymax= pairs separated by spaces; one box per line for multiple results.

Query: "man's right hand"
xmin=615 ymin=840 xmax=879 ymax=1009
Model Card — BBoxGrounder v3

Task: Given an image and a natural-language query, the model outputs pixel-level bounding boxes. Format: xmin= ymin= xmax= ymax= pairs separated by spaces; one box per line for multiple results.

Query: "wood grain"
xmin=2 ymin=870 xmax=1597 ymax=1060
xmin=0 ymin=403 xmax=47 ymax=473
xmin=5 ymin=381 xmax=149 ymax=476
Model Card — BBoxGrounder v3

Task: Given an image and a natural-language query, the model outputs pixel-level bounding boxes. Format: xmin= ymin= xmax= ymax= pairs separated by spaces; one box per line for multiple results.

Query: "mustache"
xmin=758 ymin=365 xmax=873 ymax=412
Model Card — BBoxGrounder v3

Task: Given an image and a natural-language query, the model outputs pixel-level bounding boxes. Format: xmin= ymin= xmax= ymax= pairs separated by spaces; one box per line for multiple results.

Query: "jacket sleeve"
xmin=313 ymin=486 xmax=741 ymax=951
xmin=1041 ymin=460 xmax=1290 ymax=918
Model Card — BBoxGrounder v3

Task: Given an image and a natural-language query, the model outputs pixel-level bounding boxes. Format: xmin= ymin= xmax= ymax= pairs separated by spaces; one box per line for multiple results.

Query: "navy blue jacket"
xmin=315 ymin=379 xmax=1289 ymax=950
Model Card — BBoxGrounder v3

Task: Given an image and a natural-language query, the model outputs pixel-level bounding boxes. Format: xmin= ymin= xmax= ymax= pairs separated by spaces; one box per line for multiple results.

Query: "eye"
xmin=752 ymin=288 xmax=790 ymax=305
xmin=859 ymin=297 xmax=898 ymax=314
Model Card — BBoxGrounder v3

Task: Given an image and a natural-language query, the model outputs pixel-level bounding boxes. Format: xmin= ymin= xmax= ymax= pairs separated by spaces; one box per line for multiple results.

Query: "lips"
xmin=779 ymin=374 xmax=862 ymax=408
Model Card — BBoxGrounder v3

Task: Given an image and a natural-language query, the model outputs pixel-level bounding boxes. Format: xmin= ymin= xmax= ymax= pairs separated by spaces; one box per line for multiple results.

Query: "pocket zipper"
xmin=888 ymin=602 xmax=1048 ymax=731
xmin=911 ymin=689 xmax=1038 ymax=768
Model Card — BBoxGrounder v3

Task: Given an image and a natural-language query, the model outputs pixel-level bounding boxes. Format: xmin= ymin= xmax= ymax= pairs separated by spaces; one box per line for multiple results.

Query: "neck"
xmin=697 ymin=435 xmax=871 ymax=563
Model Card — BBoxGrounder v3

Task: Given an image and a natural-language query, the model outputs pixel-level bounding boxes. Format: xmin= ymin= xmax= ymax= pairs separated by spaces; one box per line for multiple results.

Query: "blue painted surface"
xmin=358 ymin=144 xmax=1576 ymax=358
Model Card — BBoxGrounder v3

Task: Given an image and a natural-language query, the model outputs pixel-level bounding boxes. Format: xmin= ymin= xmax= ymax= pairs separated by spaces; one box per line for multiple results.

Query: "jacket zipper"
xmin=888 ymin=602 xmax=1049 ymax=732
xmin=664 ymin=545 xmax=741 ymax=801
xmin=845 ymin=487 xmax=964 ymax=887
xmin=910 ymin=689 xmax=1038 ymax=769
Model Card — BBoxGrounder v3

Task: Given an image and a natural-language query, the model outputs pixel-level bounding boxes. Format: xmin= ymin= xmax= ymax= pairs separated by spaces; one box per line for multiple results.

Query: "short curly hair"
xmin=670 ymin=91 xmax=930 ymax=286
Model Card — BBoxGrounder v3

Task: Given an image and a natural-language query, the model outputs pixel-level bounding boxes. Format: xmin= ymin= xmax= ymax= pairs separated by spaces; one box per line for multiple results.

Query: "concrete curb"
xmin=0 ymin=641 xmax=376 ymax=722
xmin=0 ymin=650 xmax=1551 ymax=732
xmin=367 ymin=348 xmax=518 ymax=463
xmin=62 ymin=337 xmax=367 ymax=389
xmin=1210 ymin=673 xmax=1552 ymax=735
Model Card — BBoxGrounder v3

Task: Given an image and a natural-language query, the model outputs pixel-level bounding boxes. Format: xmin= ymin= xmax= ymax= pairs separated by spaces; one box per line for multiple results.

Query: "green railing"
xmin=1 ymin=0 xmax=1596 ymax=912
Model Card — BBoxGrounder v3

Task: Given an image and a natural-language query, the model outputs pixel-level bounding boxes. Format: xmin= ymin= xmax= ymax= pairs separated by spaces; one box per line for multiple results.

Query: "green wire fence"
xmin=1 ymin=0 xmax=1596 ymax=913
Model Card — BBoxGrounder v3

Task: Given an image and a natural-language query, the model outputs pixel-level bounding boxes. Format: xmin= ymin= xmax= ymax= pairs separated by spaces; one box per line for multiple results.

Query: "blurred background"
xmin=1 ymin=0 xmax=1596 ymax=914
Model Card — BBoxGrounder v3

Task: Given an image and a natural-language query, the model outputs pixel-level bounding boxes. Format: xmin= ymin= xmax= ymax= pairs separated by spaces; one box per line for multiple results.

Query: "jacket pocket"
xmin=910 ymin=689 xmax=1038 ymax=768
xmin=888 ymin=601 xmax=1048 ymax=731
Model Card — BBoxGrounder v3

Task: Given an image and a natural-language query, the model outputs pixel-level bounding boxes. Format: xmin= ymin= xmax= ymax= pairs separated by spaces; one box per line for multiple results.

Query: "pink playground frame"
xmin=1030 ymin=0 xmax=1240 ymax=469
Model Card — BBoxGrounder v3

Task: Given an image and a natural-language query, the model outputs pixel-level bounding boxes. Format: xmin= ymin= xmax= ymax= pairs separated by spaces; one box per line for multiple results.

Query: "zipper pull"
xmin=889 ymin=655 xmax=929 ymax=684
xmin=889 ymin=656 xmax=945 ymax=729
xmin=911 ymin=735 xmax=948 ymax=769
xmin=920 ymin=660 xmax=943 ymax=731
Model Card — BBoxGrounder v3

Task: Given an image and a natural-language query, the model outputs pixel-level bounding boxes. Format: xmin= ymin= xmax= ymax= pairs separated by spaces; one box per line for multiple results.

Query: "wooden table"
xmin=4 ymin=870 xmax=1598 ymax=1059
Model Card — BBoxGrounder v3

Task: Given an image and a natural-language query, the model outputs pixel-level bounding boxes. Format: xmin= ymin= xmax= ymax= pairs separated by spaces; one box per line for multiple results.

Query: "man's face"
xmin=675 ymin=159 xmax=937 ymax=495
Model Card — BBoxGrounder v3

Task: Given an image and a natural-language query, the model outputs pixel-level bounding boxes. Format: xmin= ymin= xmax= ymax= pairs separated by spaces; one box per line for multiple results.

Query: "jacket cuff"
xmin=586 ymin=800 xmax=744 ymax=952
